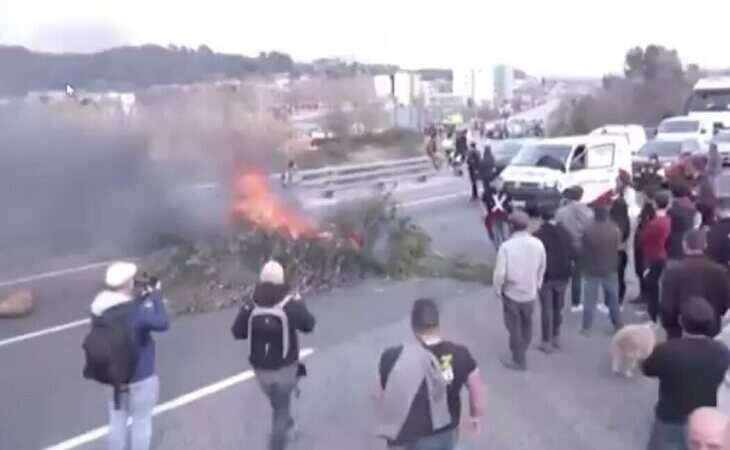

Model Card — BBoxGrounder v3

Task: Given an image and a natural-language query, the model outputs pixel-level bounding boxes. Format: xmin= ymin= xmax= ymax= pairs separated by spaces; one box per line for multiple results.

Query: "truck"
xmin=686 ymin=77 xmax=730 ymax=130
xmin=499 ymin=135 xmax=634 ymax=211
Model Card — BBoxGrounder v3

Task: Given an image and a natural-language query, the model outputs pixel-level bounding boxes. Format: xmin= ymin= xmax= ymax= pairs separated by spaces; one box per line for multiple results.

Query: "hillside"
xmin=0 ymin=45 xmax=397 ymax=96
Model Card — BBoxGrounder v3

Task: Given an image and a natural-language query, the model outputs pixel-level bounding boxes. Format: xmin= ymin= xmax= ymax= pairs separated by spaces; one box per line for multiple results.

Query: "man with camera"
xmin=232 ymin=260 xmax=316 ymax=450
xmin=83 ymin=262 xmax=170 ymax=450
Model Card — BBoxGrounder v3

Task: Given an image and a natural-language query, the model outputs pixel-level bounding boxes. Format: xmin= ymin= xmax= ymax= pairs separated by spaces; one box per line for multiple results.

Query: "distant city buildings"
xmin=494 ymin=64 xmax=515 ymax=104
xmin=452 ymin=67 xmax=494 ymax=106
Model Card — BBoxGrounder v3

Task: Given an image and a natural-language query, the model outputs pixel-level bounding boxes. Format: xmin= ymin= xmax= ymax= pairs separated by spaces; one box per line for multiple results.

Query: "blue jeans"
xmin=582 ymin=274 xmax=622 ymax=331
xmin=388 ymin=428 xmax=457 ymax=450
xmin=647 ymin=419 xmax=687 ymax=450
xmin=490 ymin=219 xmax=510 ymax=250
xmin=570 ymin=262 xmax=583 ymax=307
xmin=256 ymin=364 xmax=299 ymax=450
xmin=107 ymin=375 xmax=159 ymax=450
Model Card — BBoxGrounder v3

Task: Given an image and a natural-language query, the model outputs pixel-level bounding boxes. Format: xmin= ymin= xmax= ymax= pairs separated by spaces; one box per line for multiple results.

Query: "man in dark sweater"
xmin=640 ymin=191 xmax=672 ymax=323
xmin=660 ymin=229 xmax=730 ymax=339
xmin=534 ymin=205 xmax=575 ymax=352
xmin=666 ymin=184 xmax=699 ymax=260
xmin=707 ymin=209 xmax=730 ymax=267
xmin=643 ymin=297 xmax=730 ymax=450
xmin=580 ymin=204 xmax=622 ymax=335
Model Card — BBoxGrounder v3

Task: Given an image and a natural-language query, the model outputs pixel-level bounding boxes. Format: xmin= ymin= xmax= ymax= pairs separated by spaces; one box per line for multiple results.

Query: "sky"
xmin=1 ymin=0 xmax=728 ymax=77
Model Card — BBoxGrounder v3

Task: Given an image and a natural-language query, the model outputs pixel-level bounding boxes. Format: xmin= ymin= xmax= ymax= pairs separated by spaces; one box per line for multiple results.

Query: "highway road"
xmin=0 ymin=171 xmax=659 ymax=450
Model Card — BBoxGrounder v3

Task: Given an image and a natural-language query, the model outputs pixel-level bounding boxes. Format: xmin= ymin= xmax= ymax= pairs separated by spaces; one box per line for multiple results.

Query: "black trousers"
xmin=468 ymin=171 xmax=479 ymax=199
xmin=618 ymin=250 xmax=628 ymax=304
xmin=644 ymin=259 xmax=666 ymax=323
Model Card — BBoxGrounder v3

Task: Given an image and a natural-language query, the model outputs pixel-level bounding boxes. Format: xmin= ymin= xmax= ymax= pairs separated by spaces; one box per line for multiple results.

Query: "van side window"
xmin=569 ymin=145 xmax=587 ymax=171
xmin=586 ymin=144 xmax=615 ymax=169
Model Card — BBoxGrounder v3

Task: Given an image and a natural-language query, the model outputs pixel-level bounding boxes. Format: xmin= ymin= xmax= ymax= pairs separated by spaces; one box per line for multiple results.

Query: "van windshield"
xmin=659 ymin=120 xmax=700 ymax=133
xmin=638 ymin=140 xmax=684 ymax=158
xmin=511 ymin=144 xmax=571 ymax=170
xmin=689 ymin=89 xmax=730 ymax=112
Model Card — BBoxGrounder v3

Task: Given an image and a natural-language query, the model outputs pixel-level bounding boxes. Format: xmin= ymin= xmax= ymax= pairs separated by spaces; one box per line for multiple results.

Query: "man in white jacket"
xmin=493 ymin=211 xmax=546 ymax=371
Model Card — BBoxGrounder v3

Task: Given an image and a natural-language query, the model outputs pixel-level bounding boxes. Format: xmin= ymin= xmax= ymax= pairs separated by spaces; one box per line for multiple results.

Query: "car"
xmin=710 ymin=130 xmax=730 ymax=168
xmin=655 ymin=116 xmax=714 ymax=150
xmin=686 ymin=77 xmax=730 ymax=129
xmin=589 ymin=124 xmax=647 ymax=154
xmin=489 ymin=138 xmax=539 ymax=175
xmin=499 ymin=134 xmax=633 ymax=209
xmin=632 ymin=137 xmax=704 ymax=190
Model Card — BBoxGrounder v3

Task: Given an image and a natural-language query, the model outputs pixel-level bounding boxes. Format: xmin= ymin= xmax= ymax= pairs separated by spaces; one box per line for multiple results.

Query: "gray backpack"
xmin=248 ymin=295 xmax=293 ymax=359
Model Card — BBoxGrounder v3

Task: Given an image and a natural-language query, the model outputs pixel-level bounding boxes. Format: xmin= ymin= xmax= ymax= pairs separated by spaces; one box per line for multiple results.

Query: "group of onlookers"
xmin=488 ymin=165 xmax=730 ymax=449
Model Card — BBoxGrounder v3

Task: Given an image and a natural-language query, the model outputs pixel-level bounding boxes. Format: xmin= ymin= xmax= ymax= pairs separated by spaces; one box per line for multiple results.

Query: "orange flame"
xmin=231 ymin=167 xmax=316 ymax=238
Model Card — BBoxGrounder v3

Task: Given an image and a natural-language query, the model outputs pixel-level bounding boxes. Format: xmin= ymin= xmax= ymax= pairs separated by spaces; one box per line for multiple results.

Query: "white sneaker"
xmin=597 ymin=304 xmax=609 ymax=315
xmin=571 ymin=304 xmax=583 ymax=313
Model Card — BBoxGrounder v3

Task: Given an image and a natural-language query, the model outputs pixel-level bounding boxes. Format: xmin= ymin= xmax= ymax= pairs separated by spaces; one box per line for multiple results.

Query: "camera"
xmin=134 ymin=271 xmax=160 ymax=297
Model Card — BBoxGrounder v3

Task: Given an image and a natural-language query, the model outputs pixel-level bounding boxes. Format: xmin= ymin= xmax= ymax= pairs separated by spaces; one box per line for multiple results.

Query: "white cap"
xmin=105 ymin=262 xmax=138 ymax=289
xmin=260 ymin=260 xmax=284 ymax=285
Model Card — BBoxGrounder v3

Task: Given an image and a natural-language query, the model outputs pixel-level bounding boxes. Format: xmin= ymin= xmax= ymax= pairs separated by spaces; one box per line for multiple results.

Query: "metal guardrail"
xmin=285 ymin=156 xmax=437 ymax=197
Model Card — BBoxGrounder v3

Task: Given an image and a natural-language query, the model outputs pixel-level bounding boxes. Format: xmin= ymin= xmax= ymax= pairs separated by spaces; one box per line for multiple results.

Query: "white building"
xmin=452 ymin=67 xmax=494 ymax=106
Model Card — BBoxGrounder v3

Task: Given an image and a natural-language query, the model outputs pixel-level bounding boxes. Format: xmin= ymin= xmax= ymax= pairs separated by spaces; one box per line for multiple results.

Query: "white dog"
xmin=611 ymin=322 xmax=657 ymax=377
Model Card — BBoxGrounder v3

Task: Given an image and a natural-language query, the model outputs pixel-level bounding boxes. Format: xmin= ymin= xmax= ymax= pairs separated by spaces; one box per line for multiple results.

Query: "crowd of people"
xmin=488 ymin=161 xmax=730 ymax=449
xmin=78 ymin=157 xmax=730 ymax=450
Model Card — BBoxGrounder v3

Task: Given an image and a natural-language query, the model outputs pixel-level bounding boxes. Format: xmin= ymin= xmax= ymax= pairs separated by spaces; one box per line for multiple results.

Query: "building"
xmin=453 ymin=67 xmax=494 ymax=106
xmin=494 ymin=64 xmax=515 ymax=104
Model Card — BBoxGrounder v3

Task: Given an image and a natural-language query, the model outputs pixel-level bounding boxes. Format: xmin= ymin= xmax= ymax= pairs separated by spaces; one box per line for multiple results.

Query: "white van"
xmin=656 ymin=116 xmax=714 ymax=151
xmin=589 ymin=124 xmax=647 ymax=154
xmin=499 ymin=135 xmax=632 ymax=208
xmin=686 ymin=77 xmax=730 ymax=129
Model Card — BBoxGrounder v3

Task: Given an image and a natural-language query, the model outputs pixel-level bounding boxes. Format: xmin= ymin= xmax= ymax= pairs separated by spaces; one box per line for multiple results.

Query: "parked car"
xmin=589 ymin=124 xmax=647 ymax=154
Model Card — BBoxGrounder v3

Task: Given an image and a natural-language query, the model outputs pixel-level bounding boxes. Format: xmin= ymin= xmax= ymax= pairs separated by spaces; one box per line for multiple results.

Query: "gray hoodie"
xmin=556 ymin=201 xmax=594 ymax=252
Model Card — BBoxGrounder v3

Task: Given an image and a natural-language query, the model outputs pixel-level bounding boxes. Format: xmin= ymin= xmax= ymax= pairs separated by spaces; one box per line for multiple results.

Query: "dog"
xmin=611 ymin=322 xmax=657 ymax=377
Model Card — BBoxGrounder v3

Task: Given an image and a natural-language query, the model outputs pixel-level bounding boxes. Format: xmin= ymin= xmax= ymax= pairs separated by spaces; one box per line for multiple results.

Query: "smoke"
xmin=0 ymin=106 xmax=212 ymax=267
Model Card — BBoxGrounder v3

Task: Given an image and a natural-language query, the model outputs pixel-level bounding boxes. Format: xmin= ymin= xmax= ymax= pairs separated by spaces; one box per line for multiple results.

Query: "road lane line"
xmin=402 ymin=192 xmax=466 ymax=208
xmin=0 ymin=259 xmax=129 ymax=289
xmin=0 ymin=318 xmax=90 ymax=349
xmin=44 ymin=348 xmax=316 ymax=450
xmin=0 ymin=191 xmax=467 ymax=348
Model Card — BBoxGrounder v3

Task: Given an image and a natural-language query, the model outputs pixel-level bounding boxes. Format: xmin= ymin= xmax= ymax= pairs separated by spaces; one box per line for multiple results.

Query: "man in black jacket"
xmin=232 ymin=260 xmax=315 ymax=450
xmin=534 ymin=205 xmax=575 ymax=352
xmin=660 ymin=229 xmax=730 ymax=339
xmin=666 ymin=184 xmax=699 ymax=260
xmin=707 ymin=209 xmax=730 ymax=267
xmin=466 ymin=142 xmax=481 ymax=201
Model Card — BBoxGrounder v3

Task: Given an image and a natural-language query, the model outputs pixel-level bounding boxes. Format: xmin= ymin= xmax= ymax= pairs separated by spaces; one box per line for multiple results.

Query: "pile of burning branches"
xmin=148 ymin=167 xmax=491 ymax=316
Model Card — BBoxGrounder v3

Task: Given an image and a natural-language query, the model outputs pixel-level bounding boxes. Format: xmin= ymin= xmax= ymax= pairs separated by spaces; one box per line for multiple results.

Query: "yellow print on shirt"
xmin=439 ymin=354 xmax=454 ymax=384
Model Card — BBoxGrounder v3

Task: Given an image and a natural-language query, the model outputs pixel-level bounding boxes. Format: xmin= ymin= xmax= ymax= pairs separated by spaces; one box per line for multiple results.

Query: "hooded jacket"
xmin=666 ymin=198 xmax=698 ymax=259
xmin=231 ymin=282 xmax=315 ymax=370
xmin=708 ymin=217 xmax=730 ymax=267
xmin=660 ymin=254 xmax=730 ymax=339
xmin=90 ymin=289 xmax=170 ymax=383
xmin=534 ymin=221 xmax=575 ymax=282
xmin=555 ymin=201 xmax=594 ymax=252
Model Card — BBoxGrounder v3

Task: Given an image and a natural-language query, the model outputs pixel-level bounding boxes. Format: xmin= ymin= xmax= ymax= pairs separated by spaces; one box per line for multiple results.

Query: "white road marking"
xmin=401 ymin=192 xmax=466 ymax=208
xmin=0 ymin=189 xmax=467 ymax=349
xmin=44 ymin=348 xmax=316 ymax=450
xmin=0 ymin=318 xmax=90 ymax=349
xmin=0 ymin=257 xmax=139 ymax=289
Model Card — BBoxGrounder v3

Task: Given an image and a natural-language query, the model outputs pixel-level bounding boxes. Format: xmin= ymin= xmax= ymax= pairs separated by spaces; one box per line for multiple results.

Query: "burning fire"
xmin=231 ymin=167 xmax=316 ymax=238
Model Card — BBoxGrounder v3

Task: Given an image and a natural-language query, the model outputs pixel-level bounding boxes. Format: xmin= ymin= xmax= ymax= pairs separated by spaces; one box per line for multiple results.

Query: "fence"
xmin=285 ymin=156 xmax=437 ymax=197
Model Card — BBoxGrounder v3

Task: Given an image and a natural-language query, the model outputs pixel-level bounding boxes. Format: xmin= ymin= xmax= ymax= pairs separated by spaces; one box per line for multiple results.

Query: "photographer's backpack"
xmin=248 ymin=295 xmax=293 ymax=364
xmin=82 ymin=314 xmax=138 ymax=409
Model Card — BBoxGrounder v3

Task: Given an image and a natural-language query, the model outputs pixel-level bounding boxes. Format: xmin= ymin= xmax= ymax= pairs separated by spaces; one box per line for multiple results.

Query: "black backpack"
xmin=248 ymin=296 xmax=293 ymax=366
xmin=82 ymin=314 xmax=138 ymax=409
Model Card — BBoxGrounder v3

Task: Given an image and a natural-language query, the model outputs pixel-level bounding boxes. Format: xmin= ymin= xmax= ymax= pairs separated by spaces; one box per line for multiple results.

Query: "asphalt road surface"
xmin=0 ymin=172 xmax=658 ymax=450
